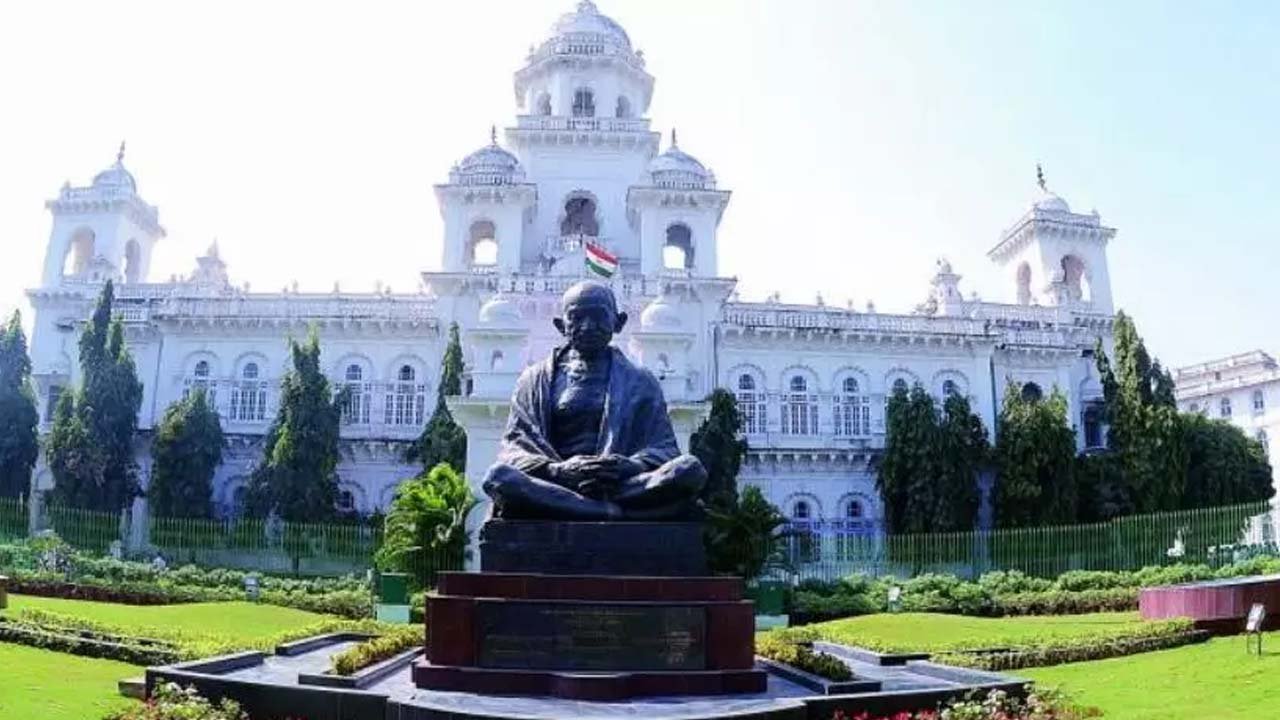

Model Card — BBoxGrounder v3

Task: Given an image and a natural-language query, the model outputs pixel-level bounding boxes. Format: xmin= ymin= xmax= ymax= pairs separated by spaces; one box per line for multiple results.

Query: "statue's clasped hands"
xmin=550 ymin=454 xmax=645 ymax=497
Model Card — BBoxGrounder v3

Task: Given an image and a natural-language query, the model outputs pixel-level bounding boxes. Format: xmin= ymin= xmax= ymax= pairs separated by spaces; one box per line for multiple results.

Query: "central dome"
xmin=1033 ymin=190 xmax=1070 ymax=213
xmin=93 ymin=143 xmax=138 ymax=193
xmin=551 ymin=1 xmax=631 ymax=50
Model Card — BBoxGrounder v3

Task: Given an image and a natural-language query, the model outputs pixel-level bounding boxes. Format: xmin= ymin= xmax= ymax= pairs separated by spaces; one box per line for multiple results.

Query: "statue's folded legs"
xmin=484 ymin=454 xmax=706 ymax=521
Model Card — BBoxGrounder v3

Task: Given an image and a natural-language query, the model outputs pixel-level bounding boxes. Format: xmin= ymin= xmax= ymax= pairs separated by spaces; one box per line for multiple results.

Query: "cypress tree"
xmin=690 ymin=388 xmax=748 ymax=510
xmin=411 ymin=322 xmax=467 ymax=472
xmin=48 ymin=281 xmax=143 ymax=511
xmin=149 ymin=388 xmax=224 ymax=518
xmin=0 ymin=312 xmax=40 ymax=499
xmin=993 ymin=382 xmax=1077 ymax=527
xmin=245 ymin=331 xmax=343 ymax=521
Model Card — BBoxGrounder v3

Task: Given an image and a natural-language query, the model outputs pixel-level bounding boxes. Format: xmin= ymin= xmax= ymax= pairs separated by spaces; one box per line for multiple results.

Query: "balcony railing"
xmin=515 ymin=115 xmax=650 ymax=133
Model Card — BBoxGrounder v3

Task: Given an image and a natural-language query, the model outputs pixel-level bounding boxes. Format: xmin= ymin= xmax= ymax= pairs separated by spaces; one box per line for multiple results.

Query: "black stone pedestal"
xmin=480 ymin=520 xmax=707 ymax=576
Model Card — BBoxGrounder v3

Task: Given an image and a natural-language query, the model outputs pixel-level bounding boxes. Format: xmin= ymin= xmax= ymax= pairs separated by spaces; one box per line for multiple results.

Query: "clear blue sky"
xmin=0 ymin=0 xmax=1275 ymax=368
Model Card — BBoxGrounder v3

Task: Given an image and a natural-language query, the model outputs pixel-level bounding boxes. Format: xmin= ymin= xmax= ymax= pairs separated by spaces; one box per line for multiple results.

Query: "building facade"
xmin=1174 ymin=351 xmax=1280 ymax=496
xmin=24 ymin=1 xmax=1118 ymax=534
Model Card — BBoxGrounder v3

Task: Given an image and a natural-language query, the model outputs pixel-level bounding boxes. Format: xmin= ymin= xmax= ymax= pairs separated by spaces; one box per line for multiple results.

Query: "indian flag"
xmin=584 ymin=241 xmax=618 ymax=278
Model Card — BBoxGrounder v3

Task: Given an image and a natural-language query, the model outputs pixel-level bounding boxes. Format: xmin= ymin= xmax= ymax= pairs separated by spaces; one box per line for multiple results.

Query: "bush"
xmin=107 ymin=682 xmax=247 ymax=720
xmin=756 ymin=633 xmax=853 ymax=681
xmin=976 ymin=570 xmax=1053 ymax=596
xmin=993 ymin=588 xmax=1137 ymax=616
xmin=934 ymin=620 xmax=1203 ymax=671
xmin=900 ymin=574 xmax=994 ymax=615
xmin=330 ymin=626 xmax=421 ymax=675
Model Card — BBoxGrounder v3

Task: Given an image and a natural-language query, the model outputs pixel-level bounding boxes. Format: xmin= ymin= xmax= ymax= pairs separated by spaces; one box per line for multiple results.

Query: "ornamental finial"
xmin=117 ymin=140 xmax=126 ymax=164
xmin=670 ymin=128 xmax=678 ymax=148
xmin=490 ymin=125 xmax=497 ymax=145
xmin=1036 ymin=162 xmax=1046 ymax=192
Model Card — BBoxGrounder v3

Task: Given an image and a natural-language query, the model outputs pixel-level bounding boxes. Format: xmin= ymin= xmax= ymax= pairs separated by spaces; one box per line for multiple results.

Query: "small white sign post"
xmin=1246 ymin=603 xmax=1266 ymax=656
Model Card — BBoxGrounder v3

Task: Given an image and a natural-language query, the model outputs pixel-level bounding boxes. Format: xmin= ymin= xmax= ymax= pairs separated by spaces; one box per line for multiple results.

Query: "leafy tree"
xmin=0 ymin=312 xmax=39 ymax=499
xmin=935 ymin=392 xmax=989 ymax=531
xmin=245 ymin=331 xmax=343 ymax=522
xmin=149 ymin=389 xmax=224 ymax=518
xmin=704 ymin=485 xmax=786 ymax=579
xmin=993 ymin=383 xmax=1077 ymax=527
xmin=48 ymin=281 xmax=143 ymax=511
xmin=411 ymin=322 xmax=466 ymax=472
xmin=877 ymin=384 xmax=939 ymax=534
xmin=878 ymin=383 xmax=987 ymax=533
xmin=1181 ymin=413 xmax=1274 ymax=508
xmin=690 ymin=388 xmax=748 ymax=510
xmin=1095 ymin=312 xmax=1186 ymax=514
xmin=375 ymin=462 xmax=475 ymax=589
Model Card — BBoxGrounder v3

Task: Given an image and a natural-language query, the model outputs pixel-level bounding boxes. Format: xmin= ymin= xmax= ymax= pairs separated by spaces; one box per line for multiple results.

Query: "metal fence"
xmin=0 ymin=496 xmax=26 ymax=542
xmin=780 ymin=501 xmax=1277 ymax=582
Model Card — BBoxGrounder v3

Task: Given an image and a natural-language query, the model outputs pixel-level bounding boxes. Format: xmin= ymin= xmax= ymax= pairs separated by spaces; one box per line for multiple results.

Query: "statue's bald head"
xmin=554 ymin=280 xmax=627 ymax=355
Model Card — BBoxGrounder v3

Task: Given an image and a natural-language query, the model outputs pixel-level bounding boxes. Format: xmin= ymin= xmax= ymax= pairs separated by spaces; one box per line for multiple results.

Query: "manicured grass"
xmin=3 ymin=594 xmax=328 ymax=644
xmin=1026 ymin=631 xmax=1280 ymax=719
xmin=0 ymin=642 xmax=138 ymax=720
xmin=786 ymin=611 xmax=1147 ymax=652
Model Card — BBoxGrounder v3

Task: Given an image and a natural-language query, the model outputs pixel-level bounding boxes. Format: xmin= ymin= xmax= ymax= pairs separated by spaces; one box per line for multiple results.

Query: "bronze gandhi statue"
xmin=483 ymin=281 xmax=707 ymax=521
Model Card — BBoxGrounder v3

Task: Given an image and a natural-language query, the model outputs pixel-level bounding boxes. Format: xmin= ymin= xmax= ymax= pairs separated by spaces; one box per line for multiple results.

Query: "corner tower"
xmin=987 ymin=168 xmax=1116 ymax=313
xmin=40 ymin=143 xmax=165 ymax=287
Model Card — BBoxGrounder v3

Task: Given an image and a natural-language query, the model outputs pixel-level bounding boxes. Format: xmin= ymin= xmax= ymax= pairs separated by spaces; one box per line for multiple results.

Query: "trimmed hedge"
xmin=756 ymin=633 xmax=853 ymax=681
xmin=936 ymin=625 xmax=1207 ymax=671
xmin=0 ymin=618 xmax=183 ymax=666
xmin=789 ymin=557 xmax=1280 ymax=623
xmin=331 ymin=626 xmax=422 ymax=675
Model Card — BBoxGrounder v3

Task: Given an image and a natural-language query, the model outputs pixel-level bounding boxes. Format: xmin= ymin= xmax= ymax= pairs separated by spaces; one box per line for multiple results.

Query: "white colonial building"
xmin=1174 ymin=351 xmax=1280 ymax=490
xmin=24 ymin=1 xmax=1118 ymax=537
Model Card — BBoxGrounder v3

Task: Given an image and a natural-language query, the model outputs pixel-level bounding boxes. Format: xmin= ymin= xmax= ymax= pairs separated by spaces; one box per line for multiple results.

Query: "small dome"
xmin=551 ymin=1 xmax=631 ymax=50
xmin=479 ymin=295 xmax=523 ymax=326
xmin=647 ymin=131 xmax=713 ymax=189
xmin=640 ymin=295 xmax=682 ymax=330
xmin=93 ymin=143 xmax=137 ymax=193
xmin=450 ymin=129 xmax=524 ymax=186
xmin=1034 ymin=191 xmax=1070 ymax=213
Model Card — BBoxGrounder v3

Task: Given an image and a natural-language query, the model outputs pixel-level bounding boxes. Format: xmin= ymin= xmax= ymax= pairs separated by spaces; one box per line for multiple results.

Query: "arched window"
xmin=1021 ymin=382 xmax=1044 ymax=403
xmin=792 ymin=500 xmax=811 ymax=520
xmin=64 ymin=228 xmax=96 ymax=276
xmin=663 ymin=223 xmax=694 ymax=270
xmin=1220 ymin=397 xmax=1232 ymax=418
xmin=124 ymin=239 xmax=141 ymax=284
xmin=490 ymin=350 xmax=505 ymax=371
xmin=1061 ymin=255 xmax=1091 ymax=303
xmin=942 ymin=379 xmax=959 ymax=398
xmin=736 ymin=373 xmax=766 ymax=434
xmin=892 ymin=378 xmax=909 ymax=395
xmin=341 ymin=364 xmax=370 ymax=425
xmin=230 ymin=362 xmax=267 ymax=423
xmin=1253 ymin=390 xmax=1265 ymax=414
xmin=834 ymin=377 xmax=870 ymax=437
xmin=572 ymin=88 xmax=595 ymax=118
xmin=615 ymin=95 xmax=632 ymax=119
xmin=185 ymin=360 xmax=217 ymax=410
xmin=468 ymin=220 xmax=497 ymax=266
xmin=845 ymin=499 xmax=864 ymax=519
xmin=535 ymin=92 xmax=552 ymax=116
xmin=386 ymin=365 xmax=426 ymax=426
xmin=1083 ymin=402 xmax=1105 ymax=449
xmin=782 ymin=375 xmax=818 ymax=435
xmin=1256 ymin=429 xmax=1269 ymax=456
xmin=561 ymin=196 xmax=599 ymax=237
xmin=336 ymin=488 xmax=356 ymax=513
xmin=1016 ymin=262 xmax=1032 ymax=305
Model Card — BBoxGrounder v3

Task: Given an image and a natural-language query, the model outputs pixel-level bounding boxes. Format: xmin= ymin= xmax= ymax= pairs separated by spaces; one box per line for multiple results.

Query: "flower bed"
xmin=827 ymin=688 xmax=1096 ymax=720
xmin=331 ymin=626 xmax=422 ymax=676
xmin=756 ymin=633 xmax=854 ymax=681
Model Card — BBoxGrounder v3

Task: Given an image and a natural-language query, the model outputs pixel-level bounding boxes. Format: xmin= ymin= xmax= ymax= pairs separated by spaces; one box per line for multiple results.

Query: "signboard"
xmin=1246 ymin=603 xmax=1266 ymax=633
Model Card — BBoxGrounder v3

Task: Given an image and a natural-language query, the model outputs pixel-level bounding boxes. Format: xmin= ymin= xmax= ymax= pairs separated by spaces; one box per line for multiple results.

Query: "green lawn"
xmin=0 ymin=642 xmax=138 ymax=720
xmin=3 ymin=594 xmax=328 ymax=644
xmin=1026 ymin=632 xmax=1280 ymax=720
xmin=787 ymin=611 xmax=1147 ymax=652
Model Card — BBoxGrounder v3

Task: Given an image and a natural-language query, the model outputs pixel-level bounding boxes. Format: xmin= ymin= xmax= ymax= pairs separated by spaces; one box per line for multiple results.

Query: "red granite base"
xmin=413 ymin=659 xmax=768 ymax=701
xmin=416 ymin=571 xmax=763 ymax=698
xmin=1140 ymin=573 xmax=1280 ymax=632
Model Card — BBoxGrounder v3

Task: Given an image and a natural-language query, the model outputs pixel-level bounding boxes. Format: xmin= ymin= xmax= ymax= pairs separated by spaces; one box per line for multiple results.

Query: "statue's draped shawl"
xmin=497 ymin=346 xmax=680 ymax=478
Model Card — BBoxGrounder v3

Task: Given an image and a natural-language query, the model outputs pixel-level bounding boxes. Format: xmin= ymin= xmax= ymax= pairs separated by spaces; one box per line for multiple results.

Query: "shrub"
xmin=756 ymin=633 xmax=853 ymax=681
xmin=106 ymin=682 xmax=247 ymax=720
xmin=976 ymin=570 xmax=1053 ymax=596
xmin=932 ymin=619 xmax=1200 ymax=671
xmin=330 ymin=626 xmax=422 ymax=675
xmin=900 ymin=574 xmax=994 ymax=615
xmin=993 ymin=588 xmax=1137 ymax=616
